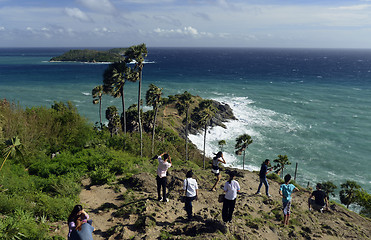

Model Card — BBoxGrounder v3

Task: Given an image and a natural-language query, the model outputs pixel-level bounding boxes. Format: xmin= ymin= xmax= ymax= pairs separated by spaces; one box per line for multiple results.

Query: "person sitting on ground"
xmin=256 ymin=159 xmax=273 ymax=197
xmin=279 ymin=174 xmax=299 ymax=226
xmin=222 ymin=171 xmax=240 ymax=223
xmin=69 ymin=217 xmax=94 ymax=240
xmin=67 ymin=205 xmax=90 ymax=239
xmin=211 ymin=151 xmax=226 ymax=191
xmin=183 ymin=170 xmax=198 ymax=221
xmin=156 ymin=152 xmax=172 ymax=202
xmin=308 ymin=183 xmax=329 ymax=212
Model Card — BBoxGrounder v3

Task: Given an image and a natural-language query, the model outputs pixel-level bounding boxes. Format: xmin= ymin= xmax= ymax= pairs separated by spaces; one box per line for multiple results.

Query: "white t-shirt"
xmin=223 ymin=180 xmax=240 ymax=200
xmin=157 ymin=156 xmax=171 ymax=178
xmin=183 ymin=178 xmax=198 ymax=197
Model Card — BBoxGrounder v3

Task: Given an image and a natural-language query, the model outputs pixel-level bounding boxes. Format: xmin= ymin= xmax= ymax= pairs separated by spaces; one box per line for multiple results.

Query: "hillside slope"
xmin=54 ymin=167 xmax=371 ymax=240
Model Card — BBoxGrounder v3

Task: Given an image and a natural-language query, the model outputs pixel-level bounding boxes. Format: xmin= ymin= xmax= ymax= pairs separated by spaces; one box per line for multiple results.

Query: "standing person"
xmin=256 ymin=159 xmax=273 ymax=197
xmin=67 ymin=205 xmax=90 ymax=239
xmin=183 ymin=170 xmax=198 ymax=221
xmin=222 ymin=171 xmax=240 ymax=223
xmin=69 ymin=217 xmax=94 ymax=240
xmin=308 ymin=183 xmax=329 ymax=212
xmin=156 ymin=152 xmax=172 ymax=202
xmin=279 ymin=174 xmax=299 ymax=226
xmin=211 ymin=151 xmax=226 ymax=191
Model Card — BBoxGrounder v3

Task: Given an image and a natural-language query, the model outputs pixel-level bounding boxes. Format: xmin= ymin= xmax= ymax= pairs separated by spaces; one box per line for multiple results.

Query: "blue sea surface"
xmin=0 ymin=47 xmax=370 ymax=196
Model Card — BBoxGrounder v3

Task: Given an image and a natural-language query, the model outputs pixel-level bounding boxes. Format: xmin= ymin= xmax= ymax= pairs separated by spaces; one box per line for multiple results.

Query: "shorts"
xmin=309 ymin=199 xmax=325 ymax=211
xmin=212 ymin=165 xmax=220 ymax=175
xmin=283 ymin=201 xmax=291 ymax=216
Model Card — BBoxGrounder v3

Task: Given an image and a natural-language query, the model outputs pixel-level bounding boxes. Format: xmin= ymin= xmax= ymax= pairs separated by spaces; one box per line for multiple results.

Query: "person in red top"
xmin=156 ymin=152 xmax=172 ymax=202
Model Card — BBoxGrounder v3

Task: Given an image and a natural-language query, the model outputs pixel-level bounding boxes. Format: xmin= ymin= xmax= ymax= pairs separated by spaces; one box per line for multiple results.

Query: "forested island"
xmin=49 ymin=48 xmax=127 ymax=62
xmin=1 ymin=44 xmax=370 ymax=239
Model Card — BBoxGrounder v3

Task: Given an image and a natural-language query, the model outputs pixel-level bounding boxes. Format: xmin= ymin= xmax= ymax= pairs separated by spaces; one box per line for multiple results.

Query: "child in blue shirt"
xmin=279 ymin=174 xmax=299 ymax=226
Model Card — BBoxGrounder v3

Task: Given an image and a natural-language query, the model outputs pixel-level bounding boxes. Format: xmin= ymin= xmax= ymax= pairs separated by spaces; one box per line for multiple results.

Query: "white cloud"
xmin=121 ymin=0 xmax=174 ymax=3
xmin=153 ymin=26 xmax=212 ymax=38
xmin=93 ymin=27 xmax=115 ymax=34
xmin=65 ymin=7 xmax=91 ymax=22
xmin=77 ymin=0 xmax=116 ymax=13
xmin=331 ymin=4 xmax=371 ymax=11
xmin=0 ymin=26 xmax=5 ymax=31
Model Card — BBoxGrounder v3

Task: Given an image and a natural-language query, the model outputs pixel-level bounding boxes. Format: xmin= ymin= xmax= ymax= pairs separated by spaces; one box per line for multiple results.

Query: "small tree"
xmin=145 ymin=84 xmax=163 ymax=156
xmin=175 ymin=91 xmax=193 ymax=161
xmin=321 ymin=181 xmax=338 ymax=200
xmin=355 ymin=188 xmax=371 ymax=218
xmin=339 ymin=180 xmax=361 ymax=209
xmin=105 ymin=106 xmax=121 ymax=137
xmin=218 ymin=140 xmax=226 ymax=152
xmin=191 ymin=100 xmax=216 ymax=169
xmin=92 ymin=85 xmax=104 ymax=129
xmin=273 ymin=154 xmax=291 ymax=178
xmin=1 ymin=136 xmax=23 ymax=172
xmin=234 ymin=134 xmax=253 ymax=170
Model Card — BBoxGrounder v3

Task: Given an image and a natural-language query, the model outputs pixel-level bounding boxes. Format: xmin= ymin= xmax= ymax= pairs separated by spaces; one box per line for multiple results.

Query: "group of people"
xmin=257 ymin=158 xmax=329 ymax=225
xmin=156 ymin=152 xmax=329 ymax=226
xmin=67 ymin=151 xmax=330 ymax=238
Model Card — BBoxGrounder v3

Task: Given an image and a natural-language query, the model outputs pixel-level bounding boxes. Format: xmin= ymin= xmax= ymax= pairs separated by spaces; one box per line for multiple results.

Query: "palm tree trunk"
xmin=151 ymin=106 xmax=158 ymax=156
xmin=243 ymin=150 xmax=245 ymax=170
xmin=121 ymin=89 xmax=126 ymax=134
xmin=203 ymin=124 xmax=207 ymax=169
xmin=185 ymin=107 xmax=189 ymax=161
xmin=99 ymin=98 xmax=102 ymax=129
xmin=138 ymin=71 xmax=143 ymax=157
xmin=0 ymin=151 xmax=11 ymax=172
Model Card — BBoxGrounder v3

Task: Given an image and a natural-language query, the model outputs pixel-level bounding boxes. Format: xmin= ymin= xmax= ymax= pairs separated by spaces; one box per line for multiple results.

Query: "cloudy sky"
xmin=1 ymin=0 xmax=371 ymax=48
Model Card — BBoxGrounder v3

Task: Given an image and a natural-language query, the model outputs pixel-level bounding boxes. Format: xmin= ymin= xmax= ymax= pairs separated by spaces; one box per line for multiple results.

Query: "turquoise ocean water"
xmin=0 ymin=48 xmax=370 ymax=196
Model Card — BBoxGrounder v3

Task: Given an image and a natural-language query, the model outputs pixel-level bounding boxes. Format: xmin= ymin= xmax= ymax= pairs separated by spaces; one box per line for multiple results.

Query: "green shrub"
xmin=90 ymin=166 xmax=115 ymax=185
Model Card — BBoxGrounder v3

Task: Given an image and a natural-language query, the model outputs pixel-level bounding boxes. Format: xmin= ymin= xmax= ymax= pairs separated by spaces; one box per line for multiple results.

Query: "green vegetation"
xmin=50 ymin=48 xmax=127 ymax=62
xmin=0 ymin=94 xmax=204 ymax=239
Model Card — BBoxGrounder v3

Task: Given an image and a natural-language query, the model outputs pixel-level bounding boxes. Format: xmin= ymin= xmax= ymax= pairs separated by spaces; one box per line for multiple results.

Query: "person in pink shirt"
xmin=156 ymin=152 xmax=172 ymax=202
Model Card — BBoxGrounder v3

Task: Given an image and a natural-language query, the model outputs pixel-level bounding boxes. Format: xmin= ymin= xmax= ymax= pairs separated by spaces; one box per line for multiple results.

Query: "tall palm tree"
xmin=235 ymin=134 xmax=253 ymax=170
xmin=124 ymin=44 xmax=148 ymax=157
xmin=175 ymin=91 xmax=193 ymax=161
xmin=191 ymin=99 xmax=216 ymax=169
xmin=103 ymin=61 xmax=132 ymax=134
xmin=145 ymin=84 xmax=163 ymax=156
xmin=273 ymin=154 xmax=291 ymax=178
xmin=92 ymin=85 xmax=104 ymax=129
xmin=1 ymin=136 xmax=23 ymax=172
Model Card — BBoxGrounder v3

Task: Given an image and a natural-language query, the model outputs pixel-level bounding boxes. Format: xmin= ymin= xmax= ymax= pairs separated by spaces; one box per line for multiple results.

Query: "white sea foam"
xmin=82 ymin=92 xmax=90 ymax=96
xmin=188 ymin=96 xmax=301 ymax=171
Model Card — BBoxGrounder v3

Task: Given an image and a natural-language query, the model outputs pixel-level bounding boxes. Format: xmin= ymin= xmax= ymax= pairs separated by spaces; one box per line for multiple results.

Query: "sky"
xmin=1 ymin=0 xmax=371 ymax=48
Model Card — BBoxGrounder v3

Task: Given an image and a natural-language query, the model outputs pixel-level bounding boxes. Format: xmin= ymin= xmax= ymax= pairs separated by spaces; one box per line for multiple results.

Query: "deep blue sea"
xmin=0 ymin=47 xmax=370 ymax=196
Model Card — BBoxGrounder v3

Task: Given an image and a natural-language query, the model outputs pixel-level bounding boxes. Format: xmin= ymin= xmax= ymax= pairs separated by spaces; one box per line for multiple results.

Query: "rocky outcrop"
xmin=187 ymin=100 xmax=236 ymax=136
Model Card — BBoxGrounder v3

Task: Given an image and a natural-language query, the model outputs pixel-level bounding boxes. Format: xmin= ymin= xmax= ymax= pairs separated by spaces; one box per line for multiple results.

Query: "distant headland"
xmin=49 ymin=48 xmax=127 ymax=62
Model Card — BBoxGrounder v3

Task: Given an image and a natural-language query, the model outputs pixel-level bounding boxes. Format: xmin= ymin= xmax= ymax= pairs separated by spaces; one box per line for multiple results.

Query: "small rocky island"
xmin=49 ymin=48 xmax=127 ymax=62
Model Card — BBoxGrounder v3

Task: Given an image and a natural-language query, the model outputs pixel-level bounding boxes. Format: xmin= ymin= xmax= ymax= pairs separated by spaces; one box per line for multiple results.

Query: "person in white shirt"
xmin=156 ymin=152 xmax=172 ymax=202
xmin=222 ymin=171 xmax=240 ymax=223
xmin=183 ymin=170 xmax=198 ymax=221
